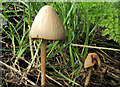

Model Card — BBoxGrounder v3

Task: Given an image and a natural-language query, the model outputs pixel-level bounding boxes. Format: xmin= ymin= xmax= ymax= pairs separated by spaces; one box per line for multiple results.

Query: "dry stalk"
xmin=0 ymin=61 xmax=37 ymax=86
xmin=71 ymin=43 xmax=120 ymax=51
xmin=36 ymin=69 xmax=63 ymax=86
xmin=27 ymin=41 xmax=41 ymax=73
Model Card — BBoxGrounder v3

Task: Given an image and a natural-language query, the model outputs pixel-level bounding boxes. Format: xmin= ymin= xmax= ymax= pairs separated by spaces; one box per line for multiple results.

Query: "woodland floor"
xmin=1 ymin=27 xmax=120 ymax=87
xmin=1 ymin=3 xmax=120 ymax=87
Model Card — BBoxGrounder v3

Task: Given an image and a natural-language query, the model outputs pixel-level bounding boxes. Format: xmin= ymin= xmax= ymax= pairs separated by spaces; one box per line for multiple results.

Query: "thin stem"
xmin=27 ymin=40 xmax=41 ymax=73
xmin=71 ymin=43 xmax=120 ymax=51
xmin=85 ymin=67 xmax=92 ymax=87
xmin=29 ymin=34 xmax=34 ymax=60
xmin=41 ymin=39 xmax=47 ymax=86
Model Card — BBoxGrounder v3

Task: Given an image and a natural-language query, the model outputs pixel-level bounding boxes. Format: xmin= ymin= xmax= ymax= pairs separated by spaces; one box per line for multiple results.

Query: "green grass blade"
xmin=83 ymin=3 xmax=89 ymax=59
xmin=69 ymin=45 xmax=74 ymax=71
xmin=47 ymin=41 xmax=59 ymax=57
xmin=47 ymin=60 xmax=82 ymax=87
xmin=47 ymin=43 xmax=66 ymax=58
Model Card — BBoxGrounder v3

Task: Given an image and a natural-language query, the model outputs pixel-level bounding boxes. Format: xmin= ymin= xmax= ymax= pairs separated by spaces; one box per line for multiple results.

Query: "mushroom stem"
xmin=41 ymin=39 xmax=47 ymax=86
xmin=85 ymin=67 xmax=92 ymax=87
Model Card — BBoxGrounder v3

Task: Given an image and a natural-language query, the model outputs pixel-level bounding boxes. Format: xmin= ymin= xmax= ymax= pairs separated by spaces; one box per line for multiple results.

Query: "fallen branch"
xmin=0 ymin=61 xmax=37 ymax=86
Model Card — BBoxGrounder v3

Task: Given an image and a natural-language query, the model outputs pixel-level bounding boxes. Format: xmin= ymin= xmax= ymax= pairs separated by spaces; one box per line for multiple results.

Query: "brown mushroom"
xmin=84 ymin=53 xmax=101 ymax=87
xmin=29 ymin=5 xmax=65 ymax=86
xmin=102 ymin=67 xmax=107 ymax=75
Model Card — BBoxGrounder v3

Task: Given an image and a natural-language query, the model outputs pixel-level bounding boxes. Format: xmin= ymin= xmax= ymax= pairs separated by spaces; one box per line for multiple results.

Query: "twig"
xmin=71 ymin=43 xmax=120 ymax=51
xmin=107 ymin=71 xmax=120 ymax=81
xmin=18 ymin=56 xmax=62 ymax=86
xmin=27 ymin=41 xmax=41 ymax=73
xmin=29 ymin=36 xmax=34 ymax=60
xmin=37 ymin=69 xmax=63 ymax=86
xmin=0 ymin=61 xmax=37 ymax=86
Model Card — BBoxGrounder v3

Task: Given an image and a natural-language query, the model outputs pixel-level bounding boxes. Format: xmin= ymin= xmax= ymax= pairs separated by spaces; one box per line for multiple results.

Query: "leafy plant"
xmin=88 ymin=2 xmax=120 ymax=44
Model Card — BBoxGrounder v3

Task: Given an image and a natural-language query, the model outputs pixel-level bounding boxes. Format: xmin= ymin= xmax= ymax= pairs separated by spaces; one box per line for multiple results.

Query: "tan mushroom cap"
xmin=84 ymin=53 xmax=101 ymax=68
xmin=29 ymin=5 xmax=66 ymax=40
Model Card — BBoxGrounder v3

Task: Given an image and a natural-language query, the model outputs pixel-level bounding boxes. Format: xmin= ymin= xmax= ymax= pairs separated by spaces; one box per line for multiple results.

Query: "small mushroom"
xmin=29 ymin=5 xmax=65 ymax=86
xmin=84 ymin=53 xmax=101 ymax=87
xmin=102 ymin=67 xmax=107 ymax=75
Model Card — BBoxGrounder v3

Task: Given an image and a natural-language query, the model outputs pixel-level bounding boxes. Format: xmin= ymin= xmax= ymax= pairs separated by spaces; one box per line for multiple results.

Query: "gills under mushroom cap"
xmin=84 ymin=53 xmax=101 ymax=69
xmin=29 ymin=5 xmax=65 ymax=40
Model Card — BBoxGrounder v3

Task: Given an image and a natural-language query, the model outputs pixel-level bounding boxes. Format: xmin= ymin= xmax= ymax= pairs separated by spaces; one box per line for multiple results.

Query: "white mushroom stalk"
xmin=29 ymin=5 xmax=65 ymax=86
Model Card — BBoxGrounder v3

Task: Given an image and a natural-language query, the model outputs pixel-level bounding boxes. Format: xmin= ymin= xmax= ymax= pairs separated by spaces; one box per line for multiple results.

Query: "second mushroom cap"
xmin=84 ymin=53 xmax=101 ymax=69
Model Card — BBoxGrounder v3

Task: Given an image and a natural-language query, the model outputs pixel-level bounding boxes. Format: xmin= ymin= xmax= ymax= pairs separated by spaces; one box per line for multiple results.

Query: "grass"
xmin=1 ymin=1 xmax=120 ymax=87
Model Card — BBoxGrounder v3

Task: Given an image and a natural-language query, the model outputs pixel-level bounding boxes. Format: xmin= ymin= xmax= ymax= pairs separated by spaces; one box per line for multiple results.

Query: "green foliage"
xmin=3 ymin=77 xmax=8 ymax=87
xmin=88 ymin=2 xmax=120 ymax=44
xmin=0 ymin=2 xmax=81 ymax=86
xmin=0 ymin=2 xmax=30 ymax=63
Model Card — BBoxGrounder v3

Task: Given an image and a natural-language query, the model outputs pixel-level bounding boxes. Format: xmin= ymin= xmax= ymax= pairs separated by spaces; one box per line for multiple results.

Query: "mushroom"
xmin=84 ymin=53 xmax=101 ymax=87
xmin=102 ymin=67 xmax=107 ymax=75
xmin=29 ymin=5 xmax=65 ymax=86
